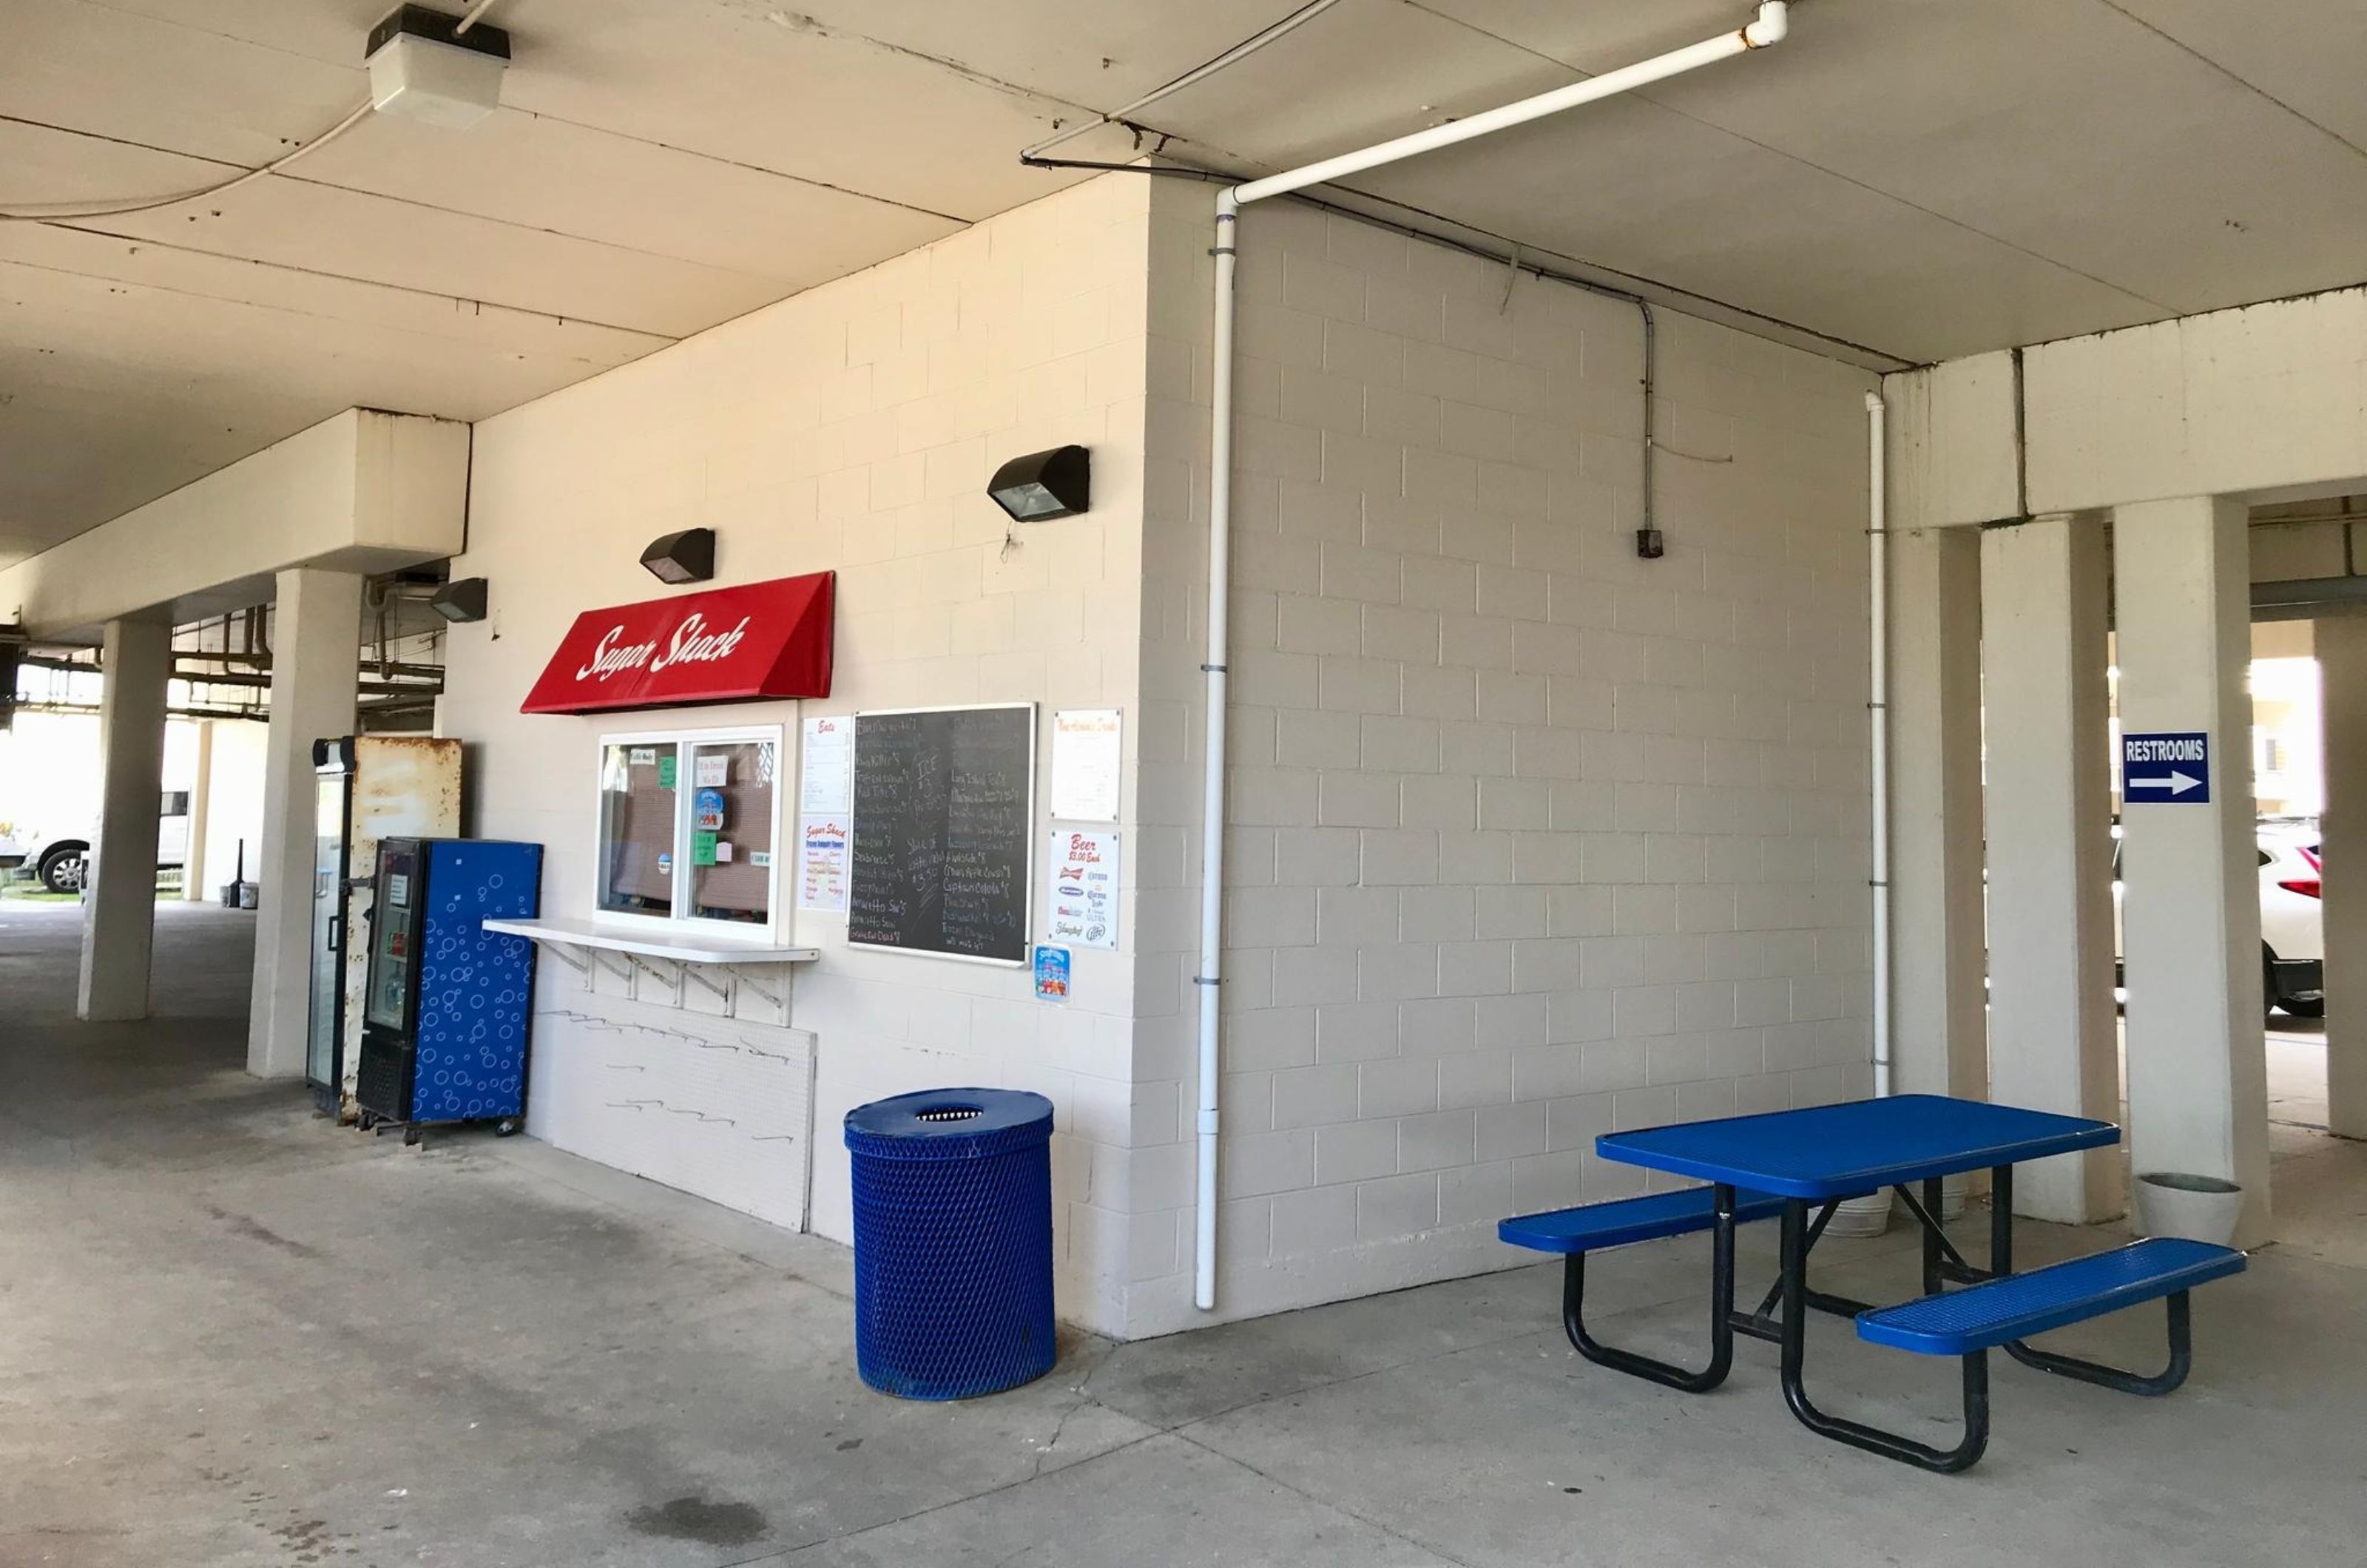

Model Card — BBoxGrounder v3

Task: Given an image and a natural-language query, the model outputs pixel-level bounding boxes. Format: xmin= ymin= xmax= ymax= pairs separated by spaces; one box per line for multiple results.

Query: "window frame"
xmin=592 ymin=723 xmax=785 ymax=939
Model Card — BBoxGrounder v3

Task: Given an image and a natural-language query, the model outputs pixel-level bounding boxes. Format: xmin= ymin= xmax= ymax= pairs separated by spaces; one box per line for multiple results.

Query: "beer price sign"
xmin=1044 ymin=828 xmax=1119 ymax=952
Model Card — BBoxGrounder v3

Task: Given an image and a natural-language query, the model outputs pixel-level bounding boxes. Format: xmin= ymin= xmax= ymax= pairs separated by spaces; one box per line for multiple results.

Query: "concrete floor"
xmin=5 ymin=904 xmax=2366 ymax=1567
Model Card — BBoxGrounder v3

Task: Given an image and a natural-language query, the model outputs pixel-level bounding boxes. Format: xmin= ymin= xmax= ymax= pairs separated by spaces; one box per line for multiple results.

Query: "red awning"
xmin=521 ymin=572 xmax=834 ymax=714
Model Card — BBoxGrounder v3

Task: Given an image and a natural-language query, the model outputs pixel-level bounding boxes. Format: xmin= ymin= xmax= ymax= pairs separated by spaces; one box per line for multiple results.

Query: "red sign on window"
xmin=521 ymin=572 xmax=834 ymax=714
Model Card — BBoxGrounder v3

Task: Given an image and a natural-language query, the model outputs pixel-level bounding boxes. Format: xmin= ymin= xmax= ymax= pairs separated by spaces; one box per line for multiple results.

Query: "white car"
xmin=2113 ymin=820 xmax=2323 ymax=1019
xmin=0 ymin=795 xmax=192 ymax=894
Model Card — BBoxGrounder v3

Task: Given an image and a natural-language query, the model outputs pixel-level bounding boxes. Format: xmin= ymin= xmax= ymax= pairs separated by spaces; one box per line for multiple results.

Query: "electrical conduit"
xmin=1193 ymin=1 xmax=1793 ymax=1311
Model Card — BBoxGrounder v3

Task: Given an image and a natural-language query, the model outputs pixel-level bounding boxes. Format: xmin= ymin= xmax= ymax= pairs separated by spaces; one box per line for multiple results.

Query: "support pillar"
xmin=1888 ymin=526 xmax=1987 ymax=1102
xmin=2115 ymin=495 xmax=2271 ymax=1244
xmin=2320 ymin=615 xmax=2367 ymax=1140
xmin=1980 ymin=515 xmax=2123 ymax=1222
xmin=183 ymin=718 xmax=215 ymax=902
xmin=246 ymin=568 xmax=359 ymax=1079
xmin=78 ymin=614 xmax=173 ymax=1021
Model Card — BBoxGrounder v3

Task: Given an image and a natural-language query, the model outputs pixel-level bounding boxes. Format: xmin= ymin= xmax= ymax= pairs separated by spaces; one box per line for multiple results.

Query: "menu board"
xmin=847 ymin=705 xmax=1034 ymax=964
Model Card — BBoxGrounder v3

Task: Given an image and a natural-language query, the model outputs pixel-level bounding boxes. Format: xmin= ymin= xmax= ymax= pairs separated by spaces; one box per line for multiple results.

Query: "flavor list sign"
xmin=520 ymin=572 xmax=834 ymax=714
xmin=1045 ymin=830 xmax=1119 ymax=951
xmin=798 ymin=816 xmax=850 ymax=913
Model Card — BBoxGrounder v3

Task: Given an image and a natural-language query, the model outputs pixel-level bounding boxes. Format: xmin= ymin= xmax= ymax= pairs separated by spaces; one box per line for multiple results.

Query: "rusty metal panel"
xmin=337 ymin=737 xmax=462 ymax=1118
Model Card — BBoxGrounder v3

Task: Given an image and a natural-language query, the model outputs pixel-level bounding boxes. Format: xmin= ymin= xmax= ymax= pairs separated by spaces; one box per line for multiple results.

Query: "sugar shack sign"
xmin=521 ymin=572 xmax=834 ymax=714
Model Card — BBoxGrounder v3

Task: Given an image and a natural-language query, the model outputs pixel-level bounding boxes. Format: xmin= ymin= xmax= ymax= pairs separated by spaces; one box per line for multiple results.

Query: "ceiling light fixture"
xmin=987 ymin=446 xmax=1091 ymax=522
xmin=366 ymin=4 xmax=513 ymax=129
xmin=641 ymin=529 xmax=717 ymax=586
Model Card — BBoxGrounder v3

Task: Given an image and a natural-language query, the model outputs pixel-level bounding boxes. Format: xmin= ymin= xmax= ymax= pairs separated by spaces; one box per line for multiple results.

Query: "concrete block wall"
xmin=1123 ymin=182 xmax=1880 ymax=1336
xmin=440 ymin=174 xmax=1158 ymax=1335
xmin=440 ymin=169 xmax=1883 ymax=1340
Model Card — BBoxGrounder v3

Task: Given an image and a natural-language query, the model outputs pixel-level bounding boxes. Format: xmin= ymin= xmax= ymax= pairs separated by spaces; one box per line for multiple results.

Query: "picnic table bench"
xmin=1499 ymin=1095 xmax=2246 ymax=1473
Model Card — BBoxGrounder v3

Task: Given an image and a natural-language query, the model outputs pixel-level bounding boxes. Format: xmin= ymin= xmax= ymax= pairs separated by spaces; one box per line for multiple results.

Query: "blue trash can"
xmin=844 ymin=1087 xmax=1056 ymax=1400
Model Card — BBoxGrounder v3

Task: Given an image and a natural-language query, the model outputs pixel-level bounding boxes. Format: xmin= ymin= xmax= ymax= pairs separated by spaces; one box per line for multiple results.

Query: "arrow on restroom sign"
xmin=2121 ymin=731 xmax=2211 ymax=804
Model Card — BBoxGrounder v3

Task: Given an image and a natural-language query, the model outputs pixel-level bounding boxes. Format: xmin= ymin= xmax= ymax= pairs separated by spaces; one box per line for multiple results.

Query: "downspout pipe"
xmin=1866 ymin=390 xmax=1890 ymax=1098
xmin=1195 ymin=185 xmax=1240 ymax=1309
xmin=1192 ymin=1 xmax=1792 ymax=1313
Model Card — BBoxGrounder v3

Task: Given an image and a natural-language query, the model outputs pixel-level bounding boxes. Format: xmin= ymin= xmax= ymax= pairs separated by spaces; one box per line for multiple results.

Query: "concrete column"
xmin=1980 ymin=515 xmax=2123 ymax=1222
xmin=2321 ymin=615 xmax=2367 ymax=1140
xmin=183 ymin=718 xmax=215 ymax=902
xmin=2115 ymin=495 xmax=2271 ymax=1244
xmin=78 ymin=615 xmax=173 ymax=1021
xmin=1888 ymin=525 xmax=1988 ymax=1101
xmin=246 ymin=569 xmax=359 ymax=1079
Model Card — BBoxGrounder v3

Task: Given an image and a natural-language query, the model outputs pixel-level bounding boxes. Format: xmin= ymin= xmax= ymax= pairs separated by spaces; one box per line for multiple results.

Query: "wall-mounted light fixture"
xmin=428 ymin=576 xmax=490 ymax=624
xmin=641 ymin=527 xmax=715 ymax=586
xmin=987 ymin=445 xmax=1090 ymax=522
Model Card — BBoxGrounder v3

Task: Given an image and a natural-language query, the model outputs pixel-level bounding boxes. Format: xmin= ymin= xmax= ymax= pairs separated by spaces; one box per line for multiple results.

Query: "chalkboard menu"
xmin=847 ymin=705 xmax=1035 ymax=963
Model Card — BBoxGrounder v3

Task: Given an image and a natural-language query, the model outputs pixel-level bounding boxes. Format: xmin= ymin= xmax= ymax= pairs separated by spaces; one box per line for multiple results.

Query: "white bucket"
xmin=2133 ymin=1172 xmax=2243 ymax=1246
xmin=1825 ymin=1173 xmax=1969 ymax=1239
xmin=1827 ymin=1189 xmax=1894 ymax=1237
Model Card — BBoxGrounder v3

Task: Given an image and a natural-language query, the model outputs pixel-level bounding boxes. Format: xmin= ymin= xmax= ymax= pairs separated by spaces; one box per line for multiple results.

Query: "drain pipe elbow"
xmin=1743 ymin=1 xmax=1789 ymax=47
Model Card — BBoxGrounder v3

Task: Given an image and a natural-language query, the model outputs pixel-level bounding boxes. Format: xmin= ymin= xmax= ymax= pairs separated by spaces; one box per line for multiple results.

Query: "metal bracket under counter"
xmin=481 ymin=916 xmax=820 ymax=968
xmin=483 ymin=916 xmax=817 ymax=1019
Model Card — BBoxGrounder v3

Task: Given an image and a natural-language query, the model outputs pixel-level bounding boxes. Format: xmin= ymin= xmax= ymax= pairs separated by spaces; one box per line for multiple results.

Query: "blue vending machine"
xmin=355 ymin=837 xmax=543 ymax=1145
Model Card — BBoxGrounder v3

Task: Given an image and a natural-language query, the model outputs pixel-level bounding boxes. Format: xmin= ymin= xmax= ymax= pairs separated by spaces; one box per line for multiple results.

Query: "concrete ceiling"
xmin=4 ymin=0 xmax=2366 ymax=567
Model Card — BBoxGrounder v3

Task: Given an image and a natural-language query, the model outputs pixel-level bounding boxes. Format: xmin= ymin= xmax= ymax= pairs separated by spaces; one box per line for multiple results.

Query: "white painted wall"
xmin=1888 ymin=285 xmax=2367 ymax=527
xmin=1885 ymin=280 xmax=2367 ymax=1241
xmin=1124 ymin=183 xmax=1880 ymax=1335
xmin=189 ymin=720 xmax=269 ymax=899
xmin=0 ymin=712 xmax=109 ymax=853
xmin=0 ymin=713 xmax=259 ymax=875
xmin=438 ymin=173 xmax=1880 ymax=1339
xmin=439 ymin=175 xmax=1159 ymax=1334
xmin=0 ymin=408 xmax=470 ymax=639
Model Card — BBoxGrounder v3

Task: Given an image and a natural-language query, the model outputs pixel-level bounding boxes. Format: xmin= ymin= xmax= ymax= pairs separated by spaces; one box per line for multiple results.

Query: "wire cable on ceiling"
xmin=0 ymin=99 xmax=374 ymax=223
xmin=453 ymin=0 xmax=503 ymax=36
xmin=1022 ymin=0 xmax=1345 ymax=163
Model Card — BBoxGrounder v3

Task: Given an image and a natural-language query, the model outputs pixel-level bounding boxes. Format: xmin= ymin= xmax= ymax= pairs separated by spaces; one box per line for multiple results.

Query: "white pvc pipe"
xmin=1867 ymin=389 xmax=1891 ymax=1097
xmin=1192 ymin=1 xmax=1792 ymax=1313
xmin=1194 ymin=188 xmax=1240 ymax=1310
xmin=1233 ymin=1 xmax=1789 ymax=206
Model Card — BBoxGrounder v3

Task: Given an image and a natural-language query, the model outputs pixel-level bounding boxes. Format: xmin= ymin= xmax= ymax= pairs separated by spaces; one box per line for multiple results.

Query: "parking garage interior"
xmin=6 ymin=0 xmax=2367 ymax=1561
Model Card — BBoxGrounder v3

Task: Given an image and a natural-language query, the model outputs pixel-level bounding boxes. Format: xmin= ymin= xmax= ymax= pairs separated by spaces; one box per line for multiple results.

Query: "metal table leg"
xmin=1775 ymin=1197 xmax=1991 ymax=1473
xmin=1890 ymin=1176 xmax=1991 ymax=1288
xmin=1561 ymin=1183 xmax=1739 ymax=1392
xmin=1991 ymin=1163 xmax=2197 ymax=1395
xmin=1738 ymin=1197 xmax=1877 ymax=1338
xmin=1920 ymin=1176 xmax=1944 ymax=1294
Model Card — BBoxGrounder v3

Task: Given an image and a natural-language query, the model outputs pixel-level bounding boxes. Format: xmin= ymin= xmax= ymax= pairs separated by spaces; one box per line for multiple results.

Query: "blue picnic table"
xmin=1499 ymin=1094 xmax=2246 ymax=1472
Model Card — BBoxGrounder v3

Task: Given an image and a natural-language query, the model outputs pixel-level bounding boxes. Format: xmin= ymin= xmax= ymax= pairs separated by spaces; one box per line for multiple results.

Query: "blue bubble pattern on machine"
xmin=411 ymin=840 xmax=542 ymax=1123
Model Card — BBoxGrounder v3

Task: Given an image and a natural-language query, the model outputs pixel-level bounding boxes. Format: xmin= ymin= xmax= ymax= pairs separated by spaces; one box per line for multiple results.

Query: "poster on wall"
xmin=801 ymin=714 xmax=852 ymax=813
xmin=797 ymin=814 xmax=850 ymax=913
xmin=1045 ymin=829 xmax=1119 ymax=951
xmin=1034 ymin=944 xmax=1071 ymax=1003
xmin=1048 ymin=709 xmax=1122 ymax=821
